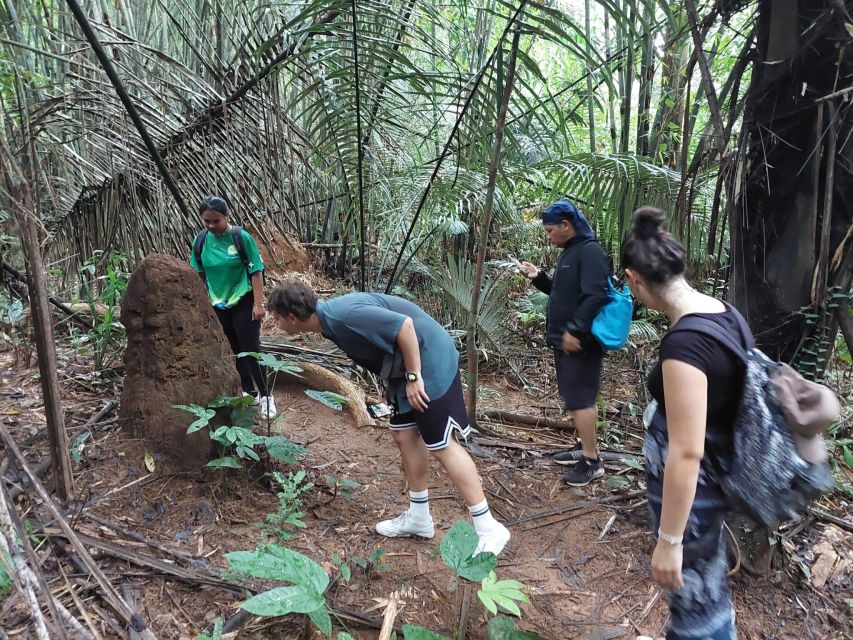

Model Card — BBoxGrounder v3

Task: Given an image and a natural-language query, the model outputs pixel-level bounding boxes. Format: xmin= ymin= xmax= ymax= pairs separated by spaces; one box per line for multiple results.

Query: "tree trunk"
xmin=729 ymin=0 xmax=853 ymax=364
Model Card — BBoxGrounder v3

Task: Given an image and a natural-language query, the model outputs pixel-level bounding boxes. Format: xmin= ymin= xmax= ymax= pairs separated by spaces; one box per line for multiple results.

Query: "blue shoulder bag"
xmin=591 ymin=275 xmax=633 ymax=351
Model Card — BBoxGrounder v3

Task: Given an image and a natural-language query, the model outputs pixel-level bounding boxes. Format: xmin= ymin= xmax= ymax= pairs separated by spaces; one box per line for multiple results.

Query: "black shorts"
xmin=389 ymin=372 xmax=472 ymax=451
xmin=554 ymin=349 xmax=603 ymax=411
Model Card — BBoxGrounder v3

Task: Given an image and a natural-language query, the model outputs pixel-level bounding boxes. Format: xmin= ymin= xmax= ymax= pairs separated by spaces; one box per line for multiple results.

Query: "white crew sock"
xmin=468 ymin=499 xmax=500 ymax=534
xmin=409 ymin=489 xmax=431 ymax=521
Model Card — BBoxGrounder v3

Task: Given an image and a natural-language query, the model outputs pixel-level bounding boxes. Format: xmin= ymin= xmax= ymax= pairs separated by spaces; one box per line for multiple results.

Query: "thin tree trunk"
xmin=466 ymin=31 xmax=521 ymax=425
xmin=584 ymin=0 xmax=596 ymax=153
xmin=604 ymin=11 xmax=617 ymax=152
xmin=619 ymin=2 xmax=634 ymax=153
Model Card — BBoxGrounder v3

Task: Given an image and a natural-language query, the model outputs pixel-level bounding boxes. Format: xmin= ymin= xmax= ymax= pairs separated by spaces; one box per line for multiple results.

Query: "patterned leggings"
xmin=647 ymin=474 xmax=736 ymax=640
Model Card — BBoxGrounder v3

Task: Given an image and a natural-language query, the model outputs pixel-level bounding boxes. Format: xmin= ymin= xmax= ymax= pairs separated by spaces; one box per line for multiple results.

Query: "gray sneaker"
xmin=563 ymin=457 xmax=604 ymax=487
xmin=553 ymin=442 xmax=584 ymax=466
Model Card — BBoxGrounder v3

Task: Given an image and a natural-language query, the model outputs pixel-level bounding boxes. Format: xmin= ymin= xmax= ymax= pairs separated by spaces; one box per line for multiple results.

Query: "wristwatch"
xmin=406 ymin=371 xmax=420 ymax=382
xmin=657 ymin=528 xmax=683 ymax=546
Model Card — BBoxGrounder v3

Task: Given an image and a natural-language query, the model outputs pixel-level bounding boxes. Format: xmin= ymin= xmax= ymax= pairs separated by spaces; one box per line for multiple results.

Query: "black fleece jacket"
xmin=531 ymin=236 xmax=609 ymax=351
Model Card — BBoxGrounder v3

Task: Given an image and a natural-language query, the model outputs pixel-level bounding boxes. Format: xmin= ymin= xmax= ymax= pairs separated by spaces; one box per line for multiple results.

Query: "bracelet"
xmin=657 ymin=529 xmax=683 ymax=546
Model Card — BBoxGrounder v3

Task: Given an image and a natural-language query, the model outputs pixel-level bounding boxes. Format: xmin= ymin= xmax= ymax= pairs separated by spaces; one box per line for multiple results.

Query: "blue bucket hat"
xmin=541 ymin=199 xmax=594 ymax=239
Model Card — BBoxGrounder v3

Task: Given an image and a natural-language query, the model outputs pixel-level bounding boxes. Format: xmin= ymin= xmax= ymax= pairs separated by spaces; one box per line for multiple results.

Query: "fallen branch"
xmin=0 ymin=423 xmax=158 ymax=640
xmin=1 ymin=261 xmax=93 ymax=330
xmin=480 ymin=410 xmax=572 ymax=430
xmin=809 ymin=507 xmax=853 ymax=533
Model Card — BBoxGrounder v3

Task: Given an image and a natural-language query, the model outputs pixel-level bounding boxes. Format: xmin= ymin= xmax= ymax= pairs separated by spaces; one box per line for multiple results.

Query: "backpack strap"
xmin=667 ymin=311 xmax=751 ymax=365
xmin=230 ymin=226 xmax=248 ymax=268
xmin=193 ymin=229 xmax=208 ymax=282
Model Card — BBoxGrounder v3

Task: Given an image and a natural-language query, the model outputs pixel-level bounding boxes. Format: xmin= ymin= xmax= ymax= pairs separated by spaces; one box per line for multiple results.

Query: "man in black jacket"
xmin=520 ymin=199 xmax=610 ymax=486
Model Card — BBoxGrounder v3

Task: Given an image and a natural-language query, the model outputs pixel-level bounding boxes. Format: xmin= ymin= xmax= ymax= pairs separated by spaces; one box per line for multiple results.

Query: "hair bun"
xmin=631 ymin=207 xmax=667 ymax=241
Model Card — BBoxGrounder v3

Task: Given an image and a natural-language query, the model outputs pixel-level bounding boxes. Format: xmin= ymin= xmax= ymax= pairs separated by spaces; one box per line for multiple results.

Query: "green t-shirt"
xmin=189 ymin=227 xmax=264 ymax=309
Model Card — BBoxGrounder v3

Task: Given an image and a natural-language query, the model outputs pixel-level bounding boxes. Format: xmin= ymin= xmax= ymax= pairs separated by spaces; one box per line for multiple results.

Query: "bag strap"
xmin=193 ymin=229 xmax=208 ymax=280
xmin=667 ymin=312 xmax=751 ymax=364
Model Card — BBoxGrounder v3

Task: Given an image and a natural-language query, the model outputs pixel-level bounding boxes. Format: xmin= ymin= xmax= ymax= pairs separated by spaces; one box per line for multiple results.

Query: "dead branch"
xmin=0 ymin=423 xmax=158 ymax=640
xmin=480 ymin=410 xmax=572 ymax=430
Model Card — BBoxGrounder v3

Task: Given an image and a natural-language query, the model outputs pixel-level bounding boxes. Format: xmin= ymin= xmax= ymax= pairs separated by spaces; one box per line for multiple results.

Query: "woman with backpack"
xmin=189 ymin=196 xmax=276 ymax=419
xmin=621 ymin=207 xmax=746 ymax=640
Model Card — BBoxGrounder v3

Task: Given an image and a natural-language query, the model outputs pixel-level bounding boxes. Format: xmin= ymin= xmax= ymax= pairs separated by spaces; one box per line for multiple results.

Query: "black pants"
xmin=214 ymin=294 xmax=269 ymax=396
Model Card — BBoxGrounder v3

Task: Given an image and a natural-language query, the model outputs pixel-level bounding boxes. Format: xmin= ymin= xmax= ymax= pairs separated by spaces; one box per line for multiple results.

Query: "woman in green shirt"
xmin=189 ymin=196 xmax=276 ymax=419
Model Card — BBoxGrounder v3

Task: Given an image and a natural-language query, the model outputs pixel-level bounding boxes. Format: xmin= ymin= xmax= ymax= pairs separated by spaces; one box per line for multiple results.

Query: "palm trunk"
xmin=466 ymin=31 xmax=520 ymax=425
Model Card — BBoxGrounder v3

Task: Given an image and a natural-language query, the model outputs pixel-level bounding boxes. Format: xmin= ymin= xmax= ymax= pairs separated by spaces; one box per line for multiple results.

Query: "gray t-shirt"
xmin=315 ymin=293 xmax=459 ymax=413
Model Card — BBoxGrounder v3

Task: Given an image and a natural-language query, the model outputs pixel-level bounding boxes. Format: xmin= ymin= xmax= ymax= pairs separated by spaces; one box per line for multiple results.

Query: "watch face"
xmin=407 ymin=373 xmax=418 ymax=382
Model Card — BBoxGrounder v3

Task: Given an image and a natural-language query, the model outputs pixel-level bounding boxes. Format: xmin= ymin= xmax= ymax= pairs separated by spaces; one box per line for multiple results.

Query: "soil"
xmin=119 ymin=254 xmax=240 ymax=469
xmin=1 ymin=340 xmax=849 ymax=640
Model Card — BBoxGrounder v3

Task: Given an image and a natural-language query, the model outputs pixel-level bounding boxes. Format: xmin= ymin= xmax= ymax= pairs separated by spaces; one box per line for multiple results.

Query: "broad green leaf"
xmin=232 ymin=406 xmax=258 ymax=429
xmin=240 ymin=585 xmax=324 ymax=616
xmin=606 ymin=475 xmax=633 ymax=490
xmin=144 ymin=452 xmax=155 ymax=472
xmin=340 ymin=563 xmax=351 ymax=582
xmin=209 ymin=395 xmax=254 ymax=408
xmin=207 ymin=456 xmax=242 ymax=468
xmin=307 ymin=606 xmax=332 ymax=635
xmin=265 ymin=436 xmax=306 ymax=463
xmin=620 ymin=457 xmax=644 ymax=471
xmin=843 ymin=445 xmax=853 ymax=470
xmin=486 ymin=616 xmax=541 ymax=639
xmin=459 ymin=551 xmax=497 ymax=581
xmin=239 ymin=352 xmax=303 ymax=375
xmin=477 ymin=571 xmax=529 ymax=617
xmin=338 ymin=633 xmax=356 ymax=640
xmin=402 ymin=625 xmax=451 ymax=640
xmin=439 ymin=520 xmax=478 ymax=573
xmin=304 ymin=390 xmax=351 ymax=410
xmin=226 ymin=545 xmax=329 ymax=593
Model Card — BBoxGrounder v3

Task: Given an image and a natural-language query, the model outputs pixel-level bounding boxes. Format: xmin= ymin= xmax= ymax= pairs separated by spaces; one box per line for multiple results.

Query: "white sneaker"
xmin=375 ymin=510 xmax=435 ymax=539
xmin=259 ymin=396 xmax=277 ymax=419
xmin=242 ymin=392 xmax=260 ymax=406
xmin=474 ymin=522 xmax=511 ymax=557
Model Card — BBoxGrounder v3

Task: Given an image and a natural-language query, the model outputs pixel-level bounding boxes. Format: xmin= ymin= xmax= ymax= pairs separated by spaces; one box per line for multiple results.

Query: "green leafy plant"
xmin=260 ymin=470 xmax=313 ymax=543
xmin=174 ymin=396 xmax=305 ymax=469
xmin=350 ymin=547 xmax=391 ymax=577
xmin=486 ymin=616 xmax=541 ymax=639
xmin=478 ymin=572 xmax=529 ymax=617
xmin=323 ymin=474 xmax=360 ymax=501
xmin=403 ymin=626 xmax=449 ymax=640
xmin=77 ymin=250 xmax=129 ymax=372
xmin=70 ymin=431 xmax=92 ymax=464
xmin=330 ymin=553 xmax=352 ymax=583
xmin=440 ymin=520 xmax=497 ymax=582
xmin=226 ymin=544 xmax=332 ymax=635
xmin=439 ymin=521 xmax=531 ymax=622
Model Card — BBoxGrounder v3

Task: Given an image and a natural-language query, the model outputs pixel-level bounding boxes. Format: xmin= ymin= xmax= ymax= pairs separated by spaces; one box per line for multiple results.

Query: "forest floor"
xmin=1 ymin=328 xmax=851 ymax=639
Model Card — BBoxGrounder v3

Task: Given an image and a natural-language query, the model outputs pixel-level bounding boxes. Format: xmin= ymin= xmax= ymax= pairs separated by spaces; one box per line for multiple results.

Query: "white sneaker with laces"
xmin=474 ymin=522 xmax=511 ymax=557
xmin=259 ymin=395 xmax=277 ymax=419
xmin=375 ymin=510 xmax=435 ymax=539
xmin=241 ymin=391 xmax=260 ymax=406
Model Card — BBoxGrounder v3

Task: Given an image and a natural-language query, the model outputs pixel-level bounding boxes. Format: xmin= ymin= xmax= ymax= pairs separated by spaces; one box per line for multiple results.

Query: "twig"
xmin=636 ymin=588 xmax=662 ymax=625
xmin=723 ymin=521 xmax=741 ymax=578
xmin=456 ymin=583 xmax=475 ymax=640
xmin=0 ymin=423 xmax=158 ymax=639
xmin=509 ymin=491 xmax=645 ymax=526
xmin=808 ymin=507 xmax=853 ymax=532
xmin=82 ymin=513 xmax=200 ymax=566
xmin=378 ymin=591 xmax=400 ymax=640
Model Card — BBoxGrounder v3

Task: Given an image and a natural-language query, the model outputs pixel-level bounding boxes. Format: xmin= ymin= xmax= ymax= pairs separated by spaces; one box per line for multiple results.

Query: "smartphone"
xmin=367 ymin=403 xmax=393 ymax=419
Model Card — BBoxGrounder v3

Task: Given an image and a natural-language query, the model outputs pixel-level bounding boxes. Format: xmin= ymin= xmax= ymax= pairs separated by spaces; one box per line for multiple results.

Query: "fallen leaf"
xmin=144 ymin=452 xmax=155 ymax=472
